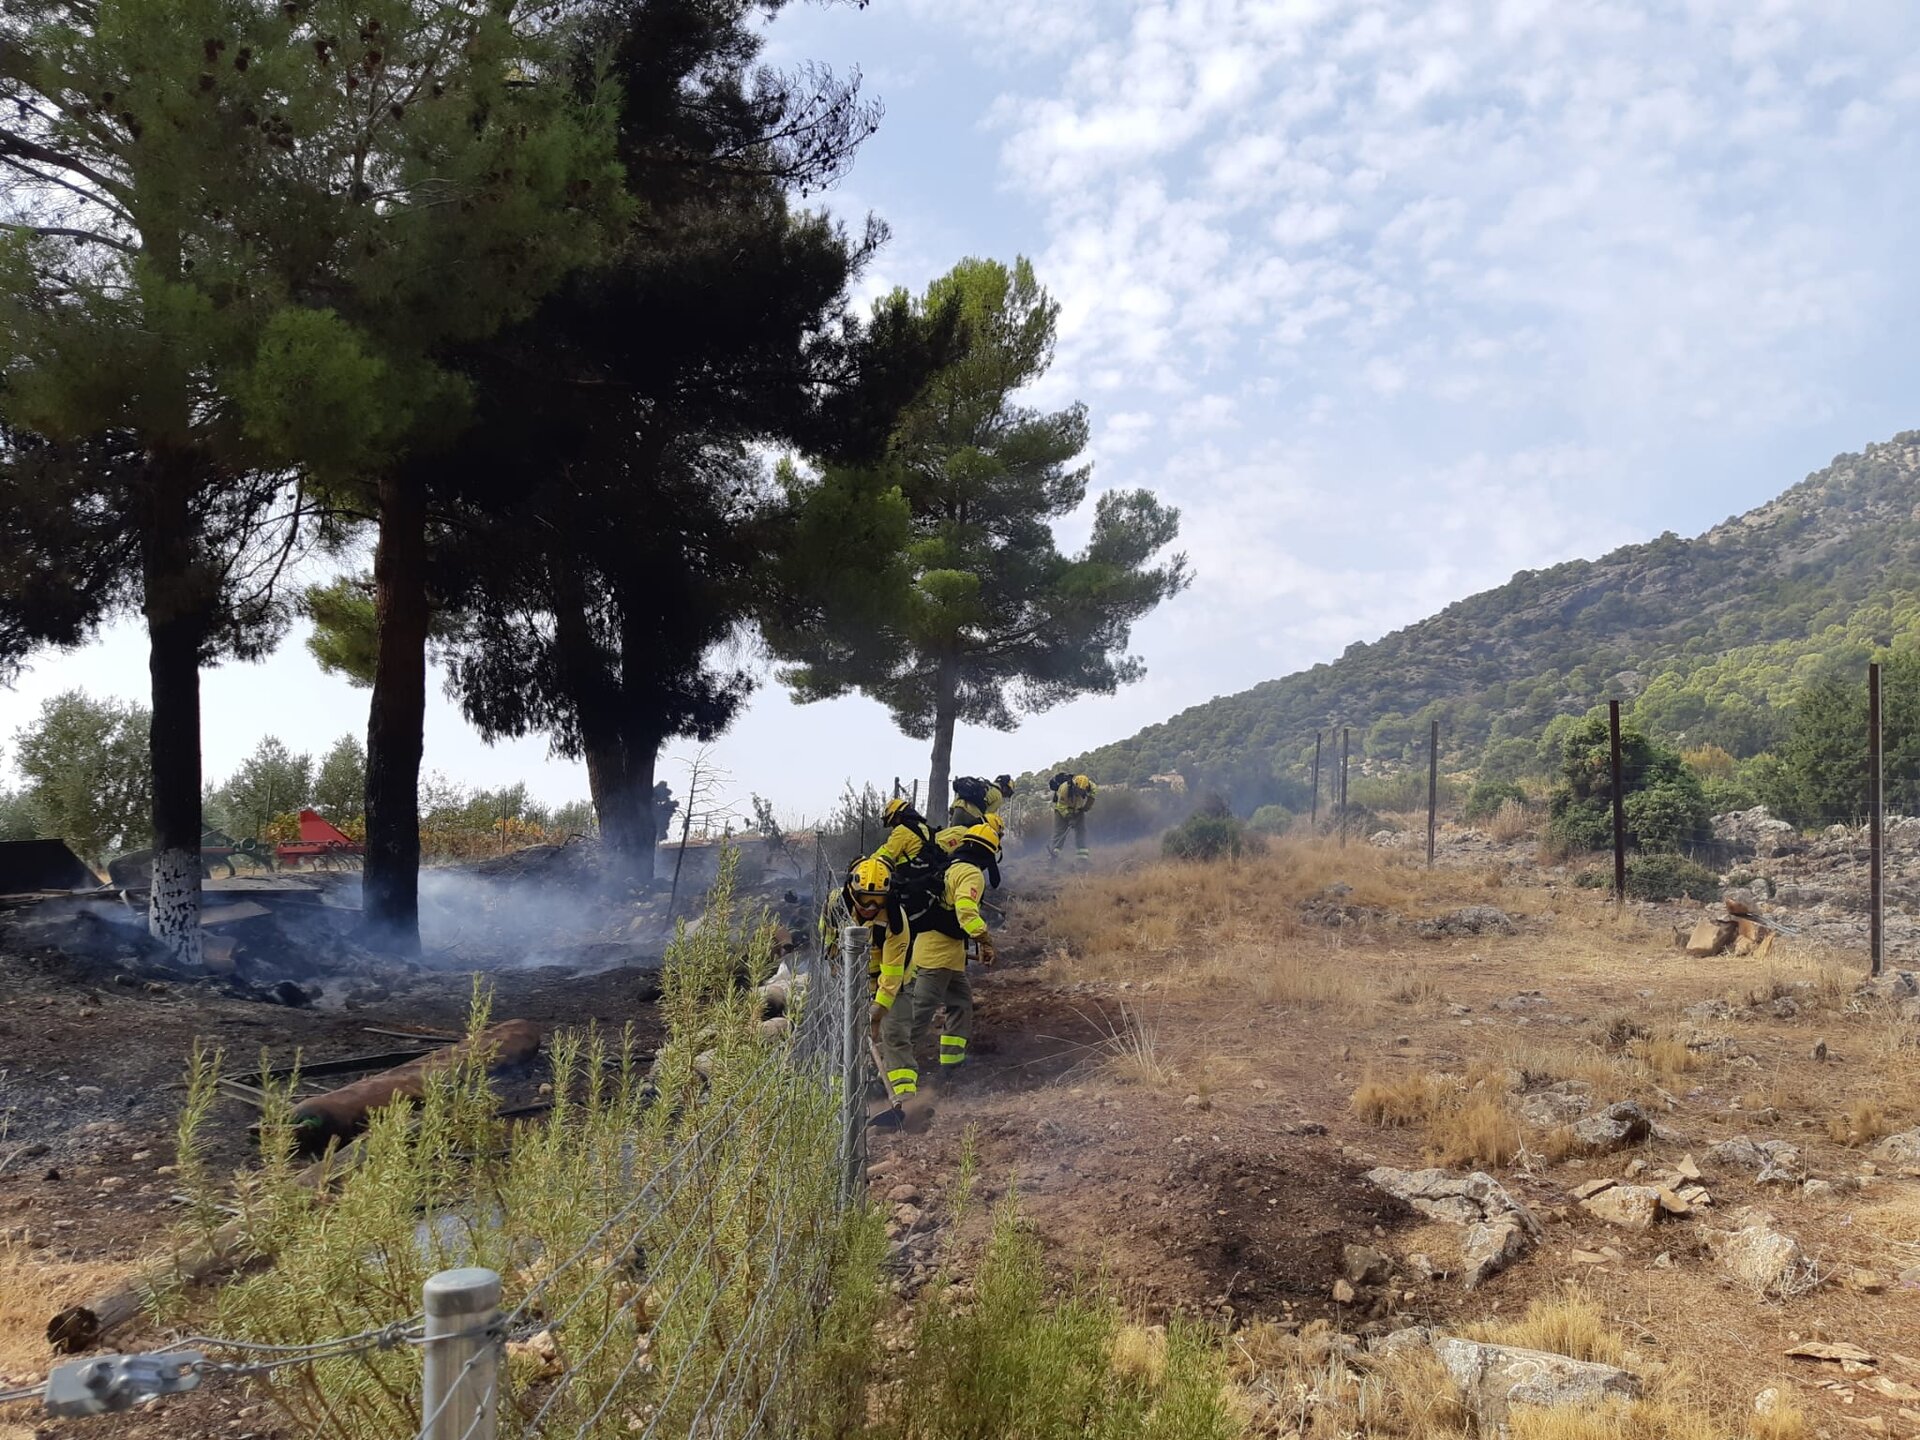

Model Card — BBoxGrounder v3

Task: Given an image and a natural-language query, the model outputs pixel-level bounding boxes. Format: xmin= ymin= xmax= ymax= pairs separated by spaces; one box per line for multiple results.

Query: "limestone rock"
xmin=1706 ymin=1136 xmax=1804 ymax=1185
xmin=1580 ymin=1184 xmax=1662 ymax=1231
xmin=1343 ymin=1244 xmax=1392 ymax=1287
xmin=1432 ymin=1338 xmax=1641 ymax=1424
xmin=1712 ymin=1209 xmax=1817 ymax=1296
xmin=1873 ymin=1129 xmax=1920 ymax=1170
xmin=1414 ymin=905 xmax=1516 ymax=939
xmin=1461 ymin=1216 xmax=1532 ymax=1289
xmin=1521 ymin=1091 xmax=1592 ymax=1126
xmin=1332 ymin=1278 xmax=1357 ymax=1304
xmin=1572 ymin=1101 xmax=1653 ymax=1154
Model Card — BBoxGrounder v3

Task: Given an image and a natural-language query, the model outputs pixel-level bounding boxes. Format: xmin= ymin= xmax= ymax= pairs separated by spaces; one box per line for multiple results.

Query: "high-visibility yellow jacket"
xmin=870 ymin=816 xmax=935 ymax=871
xmin=911 ymin=859 xmax=988 ymax=973
xmin=950 ymin=781 xmax=1009 ymax=826
xmin=1053 ymin=777 xmax=1097 ymax=816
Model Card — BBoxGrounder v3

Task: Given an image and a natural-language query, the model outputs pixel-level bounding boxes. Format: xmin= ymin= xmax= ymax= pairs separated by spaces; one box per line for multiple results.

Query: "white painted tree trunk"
xmin=148 ymin=847 xmax=204 ymax=967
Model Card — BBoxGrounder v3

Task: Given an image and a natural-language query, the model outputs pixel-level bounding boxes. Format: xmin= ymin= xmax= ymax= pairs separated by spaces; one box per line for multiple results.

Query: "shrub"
xmin=1623 ymin=779 xmax=1712 ymax=852
xmin=1625 ymin=851 xmax=1720 ymax=902
xmin=1700 ymin=775 xmax=1759 ymax=814
xmin=1487 ymin=798 xmax=1533 ymax=843
xmin=1547 ymin=710 xmax=1709 ymax=855
xmin=1248 ymin=803 xmax=1293 ymax=833
xmin=1463 ymin=776 xmax=1526 ymax=824
xmin=1162 ymin=810 xmax=1259 ymax=862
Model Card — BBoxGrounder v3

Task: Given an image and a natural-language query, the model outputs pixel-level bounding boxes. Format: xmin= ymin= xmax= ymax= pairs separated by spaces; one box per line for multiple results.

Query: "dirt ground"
xmin=868 ymin=839 xmax=1920 ymax=1438
xmin=8 ymin=836 xmax=1920 ymax=1438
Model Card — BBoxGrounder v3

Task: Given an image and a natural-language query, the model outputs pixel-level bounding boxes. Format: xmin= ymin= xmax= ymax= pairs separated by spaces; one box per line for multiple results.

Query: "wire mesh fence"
xmin=1 ymin=855 xmax=875 ymax=1439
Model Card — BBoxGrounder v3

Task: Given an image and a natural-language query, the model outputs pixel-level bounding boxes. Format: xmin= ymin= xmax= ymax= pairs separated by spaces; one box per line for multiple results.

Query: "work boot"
xmin=866 ymin=1105 xmax=905 ymax=1132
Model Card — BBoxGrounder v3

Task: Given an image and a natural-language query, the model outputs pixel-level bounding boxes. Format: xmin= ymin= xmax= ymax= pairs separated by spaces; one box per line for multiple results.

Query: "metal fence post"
xmin=1609 ymin=700 xmax=1627 ymax=906
xmin=837 ymin=924 xmax=870 ymax=1209
xmin=1311 ymin=732 xmax=1321 ymax=828
xmin=421 ymin=1268 xmax=500 ymax=1440
xmin=1426 ymin=719 xmax=1439 ymax=869
xmin=1871 ymin=661 xmax=1884 ymax=977
xmin=1338 ymin=727 xmax=1350 ymax=846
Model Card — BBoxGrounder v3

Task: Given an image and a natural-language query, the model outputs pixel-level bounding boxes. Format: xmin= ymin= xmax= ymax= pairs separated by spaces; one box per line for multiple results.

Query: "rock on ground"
xmin=1579 ymin=1184 xmax=1662 ymax=1231
xmin=1367 ymin=1166 xmax=1541 ymax=1288
xmin=1706 ymin=1136 xmax=1804 ymax=1185
xmin=1710 ymin=1209 xmax=1817 ymax=1297
xmin=1432 ymin=1338 xmax=1641 ymax=1425
xmin=1874 ymin=1129 xmax=1920 ymax=1170
xmin=1414 ymin=905 xmax=1517 ymax=939
xmin=1571 ymin=1101 xmax=1653 ymax=1154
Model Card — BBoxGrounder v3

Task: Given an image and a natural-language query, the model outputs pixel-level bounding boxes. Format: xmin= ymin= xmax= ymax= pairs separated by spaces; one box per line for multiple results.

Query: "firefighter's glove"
xmin=976 ymin=933 xmax=997 ymax=968
xmin=868 ymin=1002 xmax=887 ymax=1036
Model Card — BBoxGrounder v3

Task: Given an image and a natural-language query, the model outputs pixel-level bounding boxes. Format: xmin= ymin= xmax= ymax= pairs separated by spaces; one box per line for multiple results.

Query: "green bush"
xmin=1625 ymin=852 xmax=1721 ymax=902
xmin=879 ymin=1194 xmax=1242 ymax=1440
xmin=1574 ymin=867 xmax=1608 ymax=889
xmin=1546 ymin=709 xmax=1709 ymax=854
xmin=1162 ymin=795 xmax=1262 ymax=861
xmin=1463 ymin=776 xmax=1526 ymax=823
xmin=1248 ymin=803 xmax=1293 ymax=833
xmin=1699 ymin=775 xmax=1759 ymax=814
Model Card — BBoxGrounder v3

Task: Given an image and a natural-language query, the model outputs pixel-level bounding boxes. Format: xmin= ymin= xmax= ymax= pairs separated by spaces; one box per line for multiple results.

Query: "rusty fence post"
xmin=1609 ymin=700 xmax=1627 ymax=905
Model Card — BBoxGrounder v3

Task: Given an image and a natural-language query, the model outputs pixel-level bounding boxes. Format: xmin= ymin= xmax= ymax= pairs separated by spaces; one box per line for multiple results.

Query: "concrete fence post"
xmin=421 ymin=1268 xmax=500 ymax=1440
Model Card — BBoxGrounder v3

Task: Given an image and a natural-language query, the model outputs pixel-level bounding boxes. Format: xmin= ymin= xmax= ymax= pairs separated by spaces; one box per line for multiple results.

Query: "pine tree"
xmin=771 ymin=257 xmax=1191 ymax=811
xmin=1 ymin=0 xmax=623 ymax=955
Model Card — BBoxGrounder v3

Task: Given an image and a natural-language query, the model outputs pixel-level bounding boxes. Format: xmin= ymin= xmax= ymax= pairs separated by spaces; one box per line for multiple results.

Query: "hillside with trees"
xmin=1058 ymin=433 xmax=1920 ymax=813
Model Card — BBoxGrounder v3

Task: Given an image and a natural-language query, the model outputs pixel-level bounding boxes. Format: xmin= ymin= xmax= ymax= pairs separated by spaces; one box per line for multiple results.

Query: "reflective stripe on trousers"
xmin=939 ymin=1035 xmax=967 ymax=1067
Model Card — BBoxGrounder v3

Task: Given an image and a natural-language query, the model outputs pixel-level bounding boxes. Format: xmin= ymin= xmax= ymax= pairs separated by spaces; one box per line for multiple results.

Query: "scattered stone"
xmin=1332 ymin=1278 xmax=1357 ymax=1305
xmin=1707 ymin=1136 xmax=1804 ymax=1184
xmin=1716 ymin=1211 xmax=1818 ymax=1296
xmin=1873 ymin=1129 xmax=1920 ymax=1170
xmin=1580 ymin=1184 xmax=1662 ymax=1231
xmin=1566 ymin=1105 xmax=1658 ymax=1159
xmin=1343 ymin=1244 xmax=1392 ymax=1287
xmin=1754 ymin=1386 xmax=1783 ymax=1415
xmin=1432 ymin=1338 xmax=1641 ymax=1425
xmin=1675 ymin=1154 xmax=1703 ymax=1182
xmin=1413 ymin=905 xmax=1516 ymax=940
xmin=1371 ymin=1326 xmax=1434 ymax=1360
xmin=1813 ymin=1038 xmax=1830 ymax=1062
xmin=1182 ymin=1093 xmax=1209 ymax=1111
xmin=1462 ymin=1217 xmax=1533 ymax=1289
xmin=1571 ymin=1249 xmax=1610 ymax=1265
xmin=1803 ymin=1179 xmax=1836 ymax=1201
xmin=1406 ymin=1254 xmax=1439 ymax=1281
xmin=1572 ymin=1178 xmax=1617 ymax=1201
xmin=1623 ymin=1158 xmax=1649 ymax=1179
xmin=1651 ymin=1251 xmax=1673 ymax=1269
xmin=1845 ymin=1269 xmax=1889 ymax=1295
xmin=1521 ymin=1091 xmax=1592 ymax=1127
xmin=1788 ymin=1341 xmax=1876 ymax=1365
xmin=885 ymin=1183 xmax=923 ymax=1206
xmin=1656 ymin=1188 xmax=1691 ymax=1217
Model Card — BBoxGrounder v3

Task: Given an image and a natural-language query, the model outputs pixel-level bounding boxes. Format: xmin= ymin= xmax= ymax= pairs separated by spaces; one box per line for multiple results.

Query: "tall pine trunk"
xmin=141 ymin=453 xmax=205 ymax=965
xmin=616 ymin=617 xmax=662 ymax=883
xmin=926 ymin=649 xmax=959 ymax=828
xmin=364 ymin=471 xmax=428 ymax=952
xmin=551 ymin=561 xmax=643 ymax=861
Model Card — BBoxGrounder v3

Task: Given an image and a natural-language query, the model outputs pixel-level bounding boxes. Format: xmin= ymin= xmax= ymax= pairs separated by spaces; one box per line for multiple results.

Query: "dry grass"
xmin=0 ymin=1241 xmax=128 ymax=1385
xmin=1748 ymin=1389 xmax=1811 ymax=1440
xmin=1352 ymin=1070 xmax=1445 ymax=1128
xmin=1351 ymin=1070 xmax=1521 ymax=1168
xmin=1488 ymin=798 xmax=1534 ymax=843
xmin=1474 ymin=1286 xmax=1624 ymax=1366
xmin=1634 ymin=1033 xmax=1705 ymax=1079
xmin=1099 ymin=1003 xmax=1176 ymax=1089
xmin=1107 ymin=1323 xmax=1168 ymax=1387
xmin=1828 ymin=1098 xmax=1890 ymax=1147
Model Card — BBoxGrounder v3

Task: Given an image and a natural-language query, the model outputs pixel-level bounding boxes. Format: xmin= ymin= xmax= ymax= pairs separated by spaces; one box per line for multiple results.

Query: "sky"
xmin=6 ymin=0 xmax=1920 ymax=822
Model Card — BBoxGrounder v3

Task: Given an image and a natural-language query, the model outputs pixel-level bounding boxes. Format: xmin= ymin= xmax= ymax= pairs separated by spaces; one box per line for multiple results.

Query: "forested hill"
xmin=1057 ymin=432 xmax=1920 ymax=803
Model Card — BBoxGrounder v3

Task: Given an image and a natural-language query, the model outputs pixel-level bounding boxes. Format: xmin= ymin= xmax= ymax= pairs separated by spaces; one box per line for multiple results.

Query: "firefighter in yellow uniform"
xmin=949 ymin=774 xmax=1015 ymax=828
xmin=870 ymin=797 xmax=936 ymax=872
xmin=1049 ymin=772 xmax=1096 ymax=866
xmin=829 ymin=858 xmax=913 ymax=1003
xmin=875 ymin=822 xmax=999 ymax=1099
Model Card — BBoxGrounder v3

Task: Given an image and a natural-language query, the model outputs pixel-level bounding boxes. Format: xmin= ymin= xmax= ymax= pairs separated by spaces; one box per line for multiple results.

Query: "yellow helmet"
xmin=962 ymin=823 xmax=1002 ymax=861
xmin=982 ymin=812 xmax=1006 ymax=839
xmin=882 ymin=797 xmax=912 ymax=826
xmin=848 ymin=858 xmax=891 ymax=903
